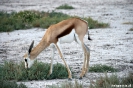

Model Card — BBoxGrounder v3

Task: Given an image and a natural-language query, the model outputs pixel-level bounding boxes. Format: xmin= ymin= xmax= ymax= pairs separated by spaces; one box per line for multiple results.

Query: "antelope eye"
xmin=25 ymin=59 xmax=27 ymax=62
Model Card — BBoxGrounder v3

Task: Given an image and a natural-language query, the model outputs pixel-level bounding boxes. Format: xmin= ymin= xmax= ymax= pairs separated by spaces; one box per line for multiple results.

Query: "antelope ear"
xmin=28 ymin=40 xmax=34 ymax=54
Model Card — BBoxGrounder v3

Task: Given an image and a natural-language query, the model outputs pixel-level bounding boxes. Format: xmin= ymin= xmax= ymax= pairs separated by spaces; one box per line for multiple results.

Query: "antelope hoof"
xmin=68 ymin=78 xmax=72 ymax=81
xmin=83 ymin=74 xmax=86 ymax=77
xmin=79 ymin=77 xmax=83 ymax=80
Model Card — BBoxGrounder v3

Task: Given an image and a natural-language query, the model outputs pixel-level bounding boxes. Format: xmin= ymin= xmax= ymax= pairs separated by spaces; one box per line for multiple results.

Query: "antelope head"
xmin=23 ymin=41 xmax=34 ymax=68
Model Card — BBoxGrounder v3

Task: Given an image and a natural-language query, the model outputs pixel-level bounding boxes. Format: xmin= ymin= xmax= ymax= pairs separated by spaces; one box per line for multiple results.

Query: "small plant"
xmin=123 ymin=22 xmax=133 ymax=25
xmin=47 ymin=80 xmax=83 ymax=88
xmin=56 ymin=4 xmax=75 ymax=9
xmin=130 ymin=27 xmax=133 ymax=31
xmin=90 ymin=73 xmax=133 ymax=88
xmin=121 ymin=73 xmax=133 ymax=84
xmin=0 ymin=60 xmax=68 ymax=81
xmin=89 ymin=64 xmax=117 ymax=72
xmin=0 ymin=80 xmax=27 ymax=88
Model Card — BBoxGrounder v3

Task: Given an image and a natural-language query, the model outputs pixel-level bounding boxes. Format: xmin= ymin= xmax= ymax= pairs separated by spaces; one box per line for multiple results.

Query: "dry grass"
xmin=90 ymin=73 xmax=133 ymax=88
xmin=123 ymin=22 xmax=133 ymax=25
xmin=47 ymin=80 xmax=83 ymax=88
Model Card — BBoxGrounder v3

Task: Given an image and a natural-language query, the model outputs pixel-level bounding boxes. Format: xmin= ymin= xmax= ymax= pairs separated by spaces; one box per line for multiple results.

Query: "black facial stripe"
xmin=25 ymin=59 xmax=28 ymax=68
xmin=26 ymin=62 xmax=28 ymax=68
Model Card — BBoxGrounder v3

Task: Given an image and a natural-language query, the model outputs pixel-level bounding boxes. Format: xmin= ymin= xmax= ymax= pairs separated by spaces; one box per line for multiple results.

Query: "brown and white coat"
xmin=23 ymin=18 xmax=91 ymax=79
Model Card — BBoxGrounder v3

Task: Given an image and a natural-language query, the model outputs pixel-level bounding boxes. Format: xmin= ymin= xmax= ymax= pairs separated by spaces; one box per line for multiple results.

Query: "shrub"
xmin=56 ymin=4 xmax=75 ymax=9
xmin=32 ymin=11 xmax=70 ymax=28
xmin=0 ymin=61 xmax=68 ymax=81
xmin=0 ymin=11 xmax=28 ymax=32
xmin=0 ymin=80 xmax=27 ymax=88
xmin=0 ymin=11 xmax=43 ymax=32
xmin=89 ymin=64 xmax=117 ymax=72
xmin=90 ymin=73 xmax=133 ymax=88
xmin=13 ymin=10 xmax=43 ymax=23
xmin=121 ymin=73 xmax=133 ymax=84
xmin=33 ymin=11 xmax=70 ymax=27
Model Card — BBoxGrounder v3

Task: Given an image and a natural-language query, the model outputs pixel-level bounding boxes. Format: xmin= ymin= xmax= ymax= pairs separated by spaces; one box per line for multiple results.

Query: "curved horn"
xmin=28 ymin=40 xmax=34 ymax=54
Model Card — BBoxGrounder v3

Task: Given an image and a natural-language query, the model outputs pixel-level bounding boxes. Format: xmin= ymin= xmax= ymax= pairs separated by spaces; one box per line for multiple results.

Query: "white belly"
xmin=59 ymin=30 xmax=75 ymax=44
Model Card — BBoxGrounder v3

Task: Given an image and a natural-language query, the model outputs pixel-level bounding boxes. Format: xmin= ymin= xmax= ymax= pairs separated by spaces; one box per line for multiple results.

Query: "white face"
xmin=23 ymin=54 xmax=34 ymax=68
xmin=23 ymin=41 xmax=34 ymax=68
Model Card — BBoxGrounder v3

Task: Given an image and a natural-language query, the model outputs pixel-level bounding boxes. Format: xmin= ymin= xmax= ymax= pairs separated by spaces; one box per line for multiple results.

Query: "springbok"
xmin=23 ymin=18 xmax=91 ymax=79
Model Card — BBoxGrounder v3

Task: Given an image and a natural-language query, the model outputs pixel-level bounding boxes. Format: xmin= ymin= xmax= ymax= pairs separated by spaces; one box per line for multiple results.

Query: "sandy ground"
xmin=0 ymin=0 xmax=133 ymax=88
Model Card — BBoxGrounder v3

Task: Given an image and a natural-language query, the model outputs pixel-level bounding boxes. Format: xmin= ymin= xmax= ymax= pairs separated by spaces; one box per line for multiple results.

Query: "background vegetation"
xmin=56 ymin=4 xmax=75 ymax=9
xmin=0 ymin=10 xmax=109 ymax=32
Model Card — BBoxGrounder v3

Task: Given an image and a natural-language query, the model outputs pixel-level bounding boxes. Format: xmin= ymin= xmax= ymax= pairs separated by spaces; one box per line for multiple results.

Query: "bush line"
xmin=0 ymin=10 xmax=109 ymax=32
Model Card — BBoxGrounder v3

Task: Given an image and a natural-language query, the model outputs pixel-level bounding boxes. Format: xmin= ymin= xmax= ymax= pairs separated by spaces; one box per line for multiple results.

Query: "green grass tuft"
xmin=130 ymin=27 xmax=133 ymax=31
xmin=0 ymin=61 xmax=68 ymax=81
xmin=89 ymin=64 xmax=117 ymax=72
xmin=56 ymin=4 xmax=75 ymax=9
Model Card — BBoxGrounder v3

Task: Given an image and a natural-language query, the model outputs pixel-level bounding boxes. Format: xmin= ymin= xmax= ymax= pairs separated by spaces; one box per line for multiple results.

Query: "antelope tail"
xmin=88 ymin=31 xmax=92 ymax=40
